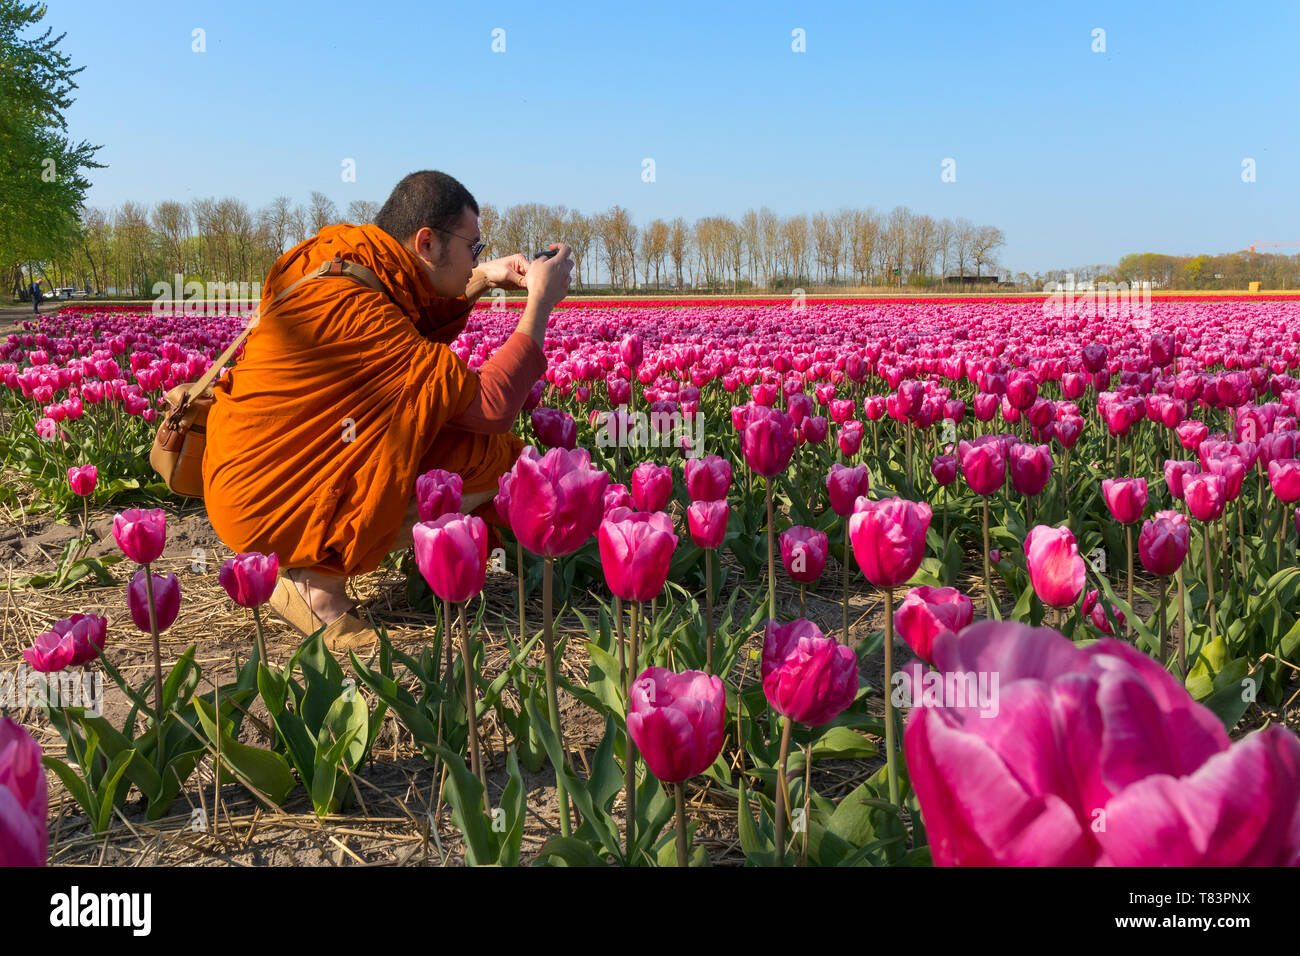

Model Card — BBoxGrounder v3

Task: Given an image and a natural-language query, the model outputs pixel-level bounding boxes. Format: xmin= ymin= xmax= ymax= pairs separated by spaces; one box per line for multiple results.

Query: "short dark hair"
xmin=375 ymin=170 xmax=478 ymax=248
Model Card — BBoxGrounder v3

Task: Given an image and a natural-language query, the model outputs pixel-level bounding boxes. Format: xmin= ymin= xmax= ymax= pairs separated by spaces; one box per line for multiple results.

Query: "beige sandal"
xmin=266 ymin=572 xmax=378 ymax=653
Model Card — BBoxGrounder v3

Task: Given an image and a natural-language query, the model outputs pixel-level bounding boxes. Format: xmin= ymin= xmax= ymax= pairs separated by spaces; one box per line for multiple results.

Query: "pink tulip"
xmin=67 ymin=464 xmax=97 ymax=497
xmin=958 ymin=438 xmax=1007 ymax=497
xmin=1163 ymin=459 xmax=1198 ymax=500
xmin=603 ymin=483 xmax=633 ymax=515
xmin=494 ymin=470 xmax=512 ymax=525
xmin=506 ymin=446 xmax=610 ymax=557
xmin=1006 ymin=370 xmax=1037 ymax=410
xmin=826 ymin=463 xmax=871 ymax=517
xmin=1024 ymin=524 xmax=1085 ymax=608
xmin=687 ymin=499 xmax=729 ymax=550
xmin=598 ymin=509 xmax=678 ymax=602
xmin=762 ymin=618 xmax=859 ymax=726
xmin=988 ymin=548 xmax=1001 ymax=564
xmin=23 ymin=629 xmax=77 ymax=673
xmin=1009 ymin=443 xmax=1053 ymax=497
xmin=893 ymin=586 xmax=973 ymax=664
xmin=0 ymin=717 xmax=48 ymax=867
xmin=416 ymin=468 xmax=464 ymax=521
xmin=1205 ymin=455 xmax=1247 ymax=501
xmin=905 ymin=621 xmax=1300 ymax=865
xmin=1138 ymin=515 xmax=1191 ymax=577
xmin=742 ymin=406 xmax=796 ymax=476
xmin=218 ymin=552 xmax=280 ymax=607
xmin=849 ymin=496 xmax=932 ymax=588
xmin=626 ymin=667 xmax=725 ymax=783
xmin=1268 ymin=459 xmax=1300 ymax=503
xmin=683 ymin=455 xmax=731 ymax=502
xmin=127 ymin=570 xmax=181 ymax=632
xmin=413 ymin=514 xmax=488 ymax=603
xmin=112 ymin=507 xmax=167 ymax=564
xmin=1184 ymin=472 xmax=1227 ymax=522
xmin=630 ymin=461 xmax=673 ymax=512
xmin=1101 ymin=477 xmax=1148 ymax=524
xmin=780 ymin=526 xmax=828 ymax=584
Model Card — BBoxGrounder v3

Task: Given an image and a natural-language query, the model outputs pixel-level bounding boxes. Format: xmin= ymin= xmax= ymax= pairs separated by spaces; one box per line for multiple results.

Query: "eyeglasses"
xmin=434 ymin=227 xmax=486 ymax=261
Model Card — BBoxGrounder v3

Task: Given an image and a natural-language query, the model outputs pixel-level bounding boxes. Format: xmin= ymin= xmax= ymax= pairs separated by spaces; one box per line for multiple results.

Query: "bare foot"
xmin=286 ymin=567 xmax=354 ymax=625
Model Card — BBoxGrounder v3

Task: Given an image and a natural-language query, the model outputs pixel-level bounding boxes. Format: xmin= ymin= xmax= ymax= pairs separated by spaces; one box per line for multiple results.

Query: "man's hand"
xmin=476 ymin=254 xmax=530 ymax=291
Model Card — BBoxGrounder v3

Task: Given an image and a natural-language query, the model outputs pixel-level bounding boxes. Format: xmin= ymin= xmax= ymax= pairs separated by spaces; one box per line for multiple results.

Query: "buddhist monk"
xmin=202 ymin=170 xmax=573 ymax=650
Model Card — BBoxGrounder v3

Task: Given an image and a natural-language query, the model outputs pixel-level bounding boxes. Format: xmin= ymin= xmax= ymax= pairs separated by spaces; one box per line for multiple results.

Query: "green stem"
xmin=675 ymin=783 xmax=688 ymax=867
xmin=774 ymin=716 xmax=793 ymax=866
xmin=766 ymin=477 xmax=776 ymax=621
xmin=842 ymin=520 xmax=851 ymax=643
xmin=459 ymin=602 xmax=487 ymax=804
xmin=541 ymin=557 xmax=570 ymax=838
xmin=625 ymin=600 xmax=641 ymax=857
xmin=884 ymin=586 xmax=899 ymax=807
xmin=704 ymin=551 xmax=715 ymax=676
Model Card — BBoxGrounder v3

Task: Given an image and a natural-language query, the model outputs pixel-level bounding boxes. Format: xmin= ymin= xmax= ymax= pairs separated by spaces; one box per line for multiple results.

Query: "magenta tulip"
xmin=825 ymin=463 xmax=871 ymax=517
xmin=958 ymin=439 xmax=1006 ymax=497
xmin=849 ymin=496 xmax=932 ymax=588
xmin=218 ymin=551 xmax=279 ymax=607
xmin=1184 ymin=472 xmax=1227 ymax=522
xmin=1268 ymin=459 xmax=1300 ymax=503
xmin=416 ymin=468 xmax=464 ymax=521
xmin=1102 ymin=477 xmax=1148 ymax=524
xmin=67 ymin=465 xmax=97 ymax=497
xmin=1009 ymin=443 xmax=1053 ymax=497
xmin=837 ymin=420 xmax=864 ymax=456
xmin=598 ymin=509 xmax=678 ymax=602
xmin=762 ymin=618 xmax=859 ymax=727
xmin=0 ymin=717 xmax=48 ymax=867
xmin=741 ymin=406 xmax=796 ymax=476
xmin=905 ymin=621 xmax=1300 ymax=865
xmin=687 ymin=499 xmax=729 ymax=549
xmin=112 ymin=507 xmax=167 ymax=564
xmin=893 ymin=586 xmax=973 ymax=664
xmin=683 ymin=455 xmax=732 ymax=502
xmin=48 ymin=614 xmax=108 ymax=667
xmin=506 ymin=446 xmax=610 ymax=557
xmin=1024 ymin=525 xmax=1085 ymax=608
xmin=780 ymin=526 xmax=828 ymax=584
xmin=630 ymin=461 xmax=673 ymax=512
xmin=413 ymin=514 xmax=488 ymax=604
xmin=1138 ymin=514 xmax=1190 ymax=577
xmin=930 ymin=454 xmax=957 ymax=486
xmin=128 ymin=570 xmax=181 ymax=632
xmin=626 ymin=667 xmax=725 ymax=783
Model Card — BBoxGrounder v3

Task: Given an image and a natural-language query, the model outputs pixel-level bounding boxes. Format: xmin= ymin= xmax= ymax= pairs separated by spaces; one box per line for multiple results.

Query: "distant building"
xmin=944 ymin=274 xmax=1000 ymax=286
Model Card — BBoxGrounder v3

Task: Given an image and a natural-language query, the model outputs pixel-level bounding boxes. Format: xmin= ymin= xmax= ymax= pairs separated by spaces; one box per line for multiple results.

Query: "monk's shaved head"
xmin=376 ymin=170 xmax=479 ymax=262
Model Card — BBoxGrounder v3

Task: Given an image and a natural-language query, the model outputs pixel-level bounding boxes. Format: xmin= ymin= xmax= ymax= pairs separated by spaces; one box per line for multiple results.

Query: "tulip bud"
xmin=1024 ymin=524 xmax=1085 ymax=608
xmin=893 ymin=586 xmax=973 ymax=663
xmin=626 ymin=667 xmax=725 ymax=783
xmin=762 ymin=618 xmax=859 ymax=727
xmin=687 ymin=499 xmax=729 ymax=549
xmin=218 ymin=552 xmax=279 ymax=607
xmin=127 ymin=570 xmax=181 ymax=632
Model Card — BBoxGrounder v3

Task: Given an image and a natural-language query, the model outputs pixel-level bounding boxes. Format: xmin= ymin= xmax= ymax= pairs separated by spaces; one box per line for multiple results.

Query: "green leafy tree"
xmin=0 ymin=1 xmax=104 ymax=294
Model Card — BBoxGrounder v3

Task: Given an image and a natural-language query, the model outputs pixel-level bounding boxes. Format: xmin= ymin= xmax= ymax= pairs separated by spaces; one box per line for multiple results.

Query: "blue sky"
xmin=44 ymin=0 xmax=1300 ymax=273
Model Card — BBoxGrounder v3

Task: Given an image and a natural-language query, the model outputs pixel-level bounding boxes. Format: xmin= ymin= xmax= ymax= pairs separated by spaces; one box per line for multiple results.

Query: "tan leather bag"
xmin=149 ymin=257 xmax=397 ymax=498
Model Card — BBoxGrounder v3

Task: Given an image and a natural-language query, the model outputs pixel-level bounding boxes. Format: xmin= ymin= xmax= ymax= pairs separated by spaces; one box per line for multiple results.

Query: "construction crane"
xmin=1248 ymin=241 xmax=1300 ymax=260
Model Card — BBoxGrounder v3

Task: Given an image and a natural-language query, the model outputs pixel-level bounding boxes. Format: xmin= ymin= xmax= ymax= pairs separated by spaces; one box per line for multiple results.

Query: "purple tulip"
xmin=416 ymin=468 xmax=464 ymax=521
xmin=826 ymin=463 xmax=871 ymax=517
xmin=127 ymin=570 xmax=181 ymax=632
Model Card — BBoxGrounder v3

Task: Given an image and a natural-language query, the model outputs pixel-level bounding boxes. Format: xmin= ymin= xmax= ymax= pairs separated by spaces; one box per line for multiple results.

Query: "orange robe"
xmin=203 ymin=223 xmax=525 ymax=577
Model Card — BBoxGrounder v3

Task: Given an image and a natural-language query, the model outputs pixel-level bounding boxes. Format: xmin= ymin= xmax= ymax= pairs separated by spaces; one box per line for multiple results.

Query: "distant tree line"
xmin=21 ymin=197 xmax=1013 ymax=297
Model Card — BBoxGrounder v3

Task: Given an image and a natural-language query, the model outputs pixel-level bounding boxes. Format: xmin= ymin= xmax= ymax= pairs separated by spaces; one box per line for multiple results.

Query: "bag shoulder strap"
xmin=168 ymin=257 xmax=397 ymax=417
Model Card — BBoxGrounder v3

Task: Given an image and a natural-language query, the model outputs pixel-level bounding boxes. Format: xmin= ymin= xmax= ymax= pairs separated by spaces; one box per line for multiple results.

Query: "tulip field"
xmin=3 ymin=297 xmax=1300 ymax=867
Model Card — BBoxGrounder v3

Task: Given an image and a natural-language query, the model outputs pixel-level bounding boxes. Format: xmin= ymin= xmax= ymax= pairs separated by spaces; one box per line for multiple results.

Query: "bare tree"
xmin=952 ymin=217 xmax=976 ymax=280
xmin=151 ymin=201 xmax=190 ymax=277
xmin=345 ymin=199 xmax=381 ymax=224
xmin=668 ymin=217 xmax=688 ymax=288
xmin=970 ymin=225 xmax=1006 ymax=278
xmin=308 ymin=192 xmax=339 ymax=234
